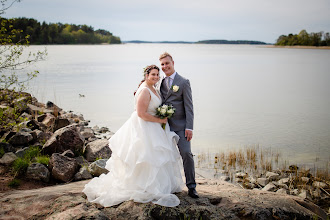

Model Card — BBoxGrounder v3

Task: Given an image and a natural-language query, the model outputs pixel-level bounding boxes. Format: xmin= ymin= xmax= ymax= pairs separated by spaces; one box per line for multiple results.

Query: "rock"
xmin=42 ymin=125 xmax=84 ymax=155
xmin=35 ymin=130 xmax=52 ymax=144
xmin=0 ymin=142 xmax=15 ymax=153
xmin=84 ymin=139 xmax=111 ymax=162
xmin=289 ymin=165 xmax=299 ymax=171
xmin=1 ymin=131 xmax=16 ymax=142
xmin=19 ymin=128 xmax=33 ymax=133
xmin=235 ymin=172 xmax=247 ymax=179
xmin=89 ymin=159 xmax=109 ymax=177
xmin=53 ymin=118 xmax=70 ymax=131
xmin=276 ymin=188 xmax=289 ymax=194
xmin=80 ymin=128 xmax=95 ymax=139
xmin=290 ymin=189 xmax=299 ymax=196
xmin=42 ymin=113 xmax=56 ymax=127
xmin=8 ymin=132 xmax=33 ymax=146
xmin=61 ymin=150 xmax=75 ymax=158
xmin=312 ymin=188 xmax=322 ymax=198
xmin=74 ymin=167 xmax=93 ymax=181
xmin=298 ymin=189 xmax=313 ymax=201
xmin=278 ymin=177 xmax=290 ymax=185
xmin=266 ymin=171 xmax=280 ymax=181
xmin=20 ymin=112 xmax=32 ymax=120
xmin=75 ymin=156 xmax=89 ymax=167
xmin=27 ymin=103 xmax=53 ymax=115
xmin=313 ymin=181 xmax=327 ymax=189
xmin=301 ymin=177 xmax=310 ymax=184
xmin=26 ymin=163 xmax=50 ymax=182
xmin=19 ymin=119 xmax=40 ymax=131
xmin=0 ymin=179 xmax=327 ymax=220
xmin=99 ymin=127 xmax=109 ymax=133
xmin=0 ymin=152 xmax=18 ymax=165
xmin=15 ymin=147 xmax=30 ymax=158
xmin=262 ymin=182 xmax=277 ymax=192
xmin=257 ymin=177 xmax=269 ymax=187
xmin=49 ymin=153 xmax=79 ymax=182
xmin=219 ymin=176 xmax=230 ymax=181
xmin=246 ymin=176 xmax=256 ymax=184
xmin=37 ymin=114 xmax=47 ymax=122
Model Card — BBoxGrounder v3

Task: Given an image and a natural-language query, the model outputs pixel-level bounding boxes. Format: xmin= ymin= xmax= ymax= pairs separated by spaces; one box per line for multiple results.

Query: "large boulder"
xmin=0 ymin=179 xmax=327 ymax=220
xmin=8 ymin=131 xmax=33 ymax=146
xmin=88 ymin=159 xmax=109 ymax=177
xmin=26 ymin=163 xmax=50 ymax=182
xmin=42 ymin=125 xmax=84 ymax=155
xmin=84 ymin=139 xmax=111 ymax=162
xmin=49 ymin=153 xmax=79 ymax=182
xmin=0 ymin=152 xmax=18 ymax=166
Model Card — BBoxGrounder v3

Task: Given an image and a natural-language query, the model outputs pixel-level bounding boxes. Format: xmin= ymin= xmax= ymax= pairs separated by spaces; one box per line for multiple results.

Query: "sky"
xmin=2 ymin=0 xmax=330 ymax=43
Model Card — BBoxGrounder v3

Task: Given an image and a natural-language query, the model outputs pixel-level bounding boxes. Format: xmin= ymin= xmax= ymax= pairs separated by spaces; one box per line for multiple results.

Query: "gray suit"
xmin=159 ymin=73 xmax=196 ymax=189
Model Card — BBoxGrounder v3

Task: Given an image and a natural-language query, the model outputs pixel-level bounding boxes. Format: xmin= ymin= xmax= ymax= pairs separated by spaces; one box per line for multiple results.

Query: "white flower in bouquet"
xmin=156 ymin=103 xmax=176 ymax=129
xmin=160 ymin=108 xmax=167 ymax=115
xmin=167 ymin=108 xmax=174 ymax=114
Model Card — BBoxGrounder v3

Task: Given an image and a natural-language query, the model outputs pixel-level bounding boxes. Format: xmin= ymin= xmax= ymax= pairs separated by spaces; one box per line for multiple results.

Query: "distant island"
xmin=275 ymin=30 xmax=330 ymax=46
xmin=0 ymin=17 xmax=121 ymax=44
xmin=124 ymin=40 xmax=268 ymax=45
xmin=196 ymin=40 xmax=268 ymax=44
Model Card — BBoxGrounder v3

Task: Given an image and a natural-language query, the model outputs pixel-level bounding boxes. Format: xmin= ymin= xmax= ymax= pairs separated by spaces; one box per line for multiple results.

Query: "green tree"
xmin=1 ymin=2 xmax=47 ymax=91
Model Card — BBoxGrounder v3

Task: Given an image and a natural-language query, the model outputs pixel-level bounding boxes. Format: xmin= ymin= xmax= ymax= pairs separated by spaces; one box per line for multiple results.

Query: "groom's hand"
xmin=185 ymin=129 xmax=193 ymax=142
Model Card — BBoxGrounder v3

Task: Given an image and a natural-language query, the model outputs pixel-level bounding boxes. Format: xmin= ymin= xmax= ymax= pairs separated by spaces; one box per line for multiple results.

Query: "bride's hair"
xmin=134 ymin=65 xmax=160 ymax=96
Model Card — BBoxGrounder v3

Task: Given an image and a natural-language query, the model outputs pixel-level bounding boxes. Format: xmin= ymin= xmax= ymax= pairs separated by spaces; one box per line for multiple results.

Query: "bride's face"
xmin=146 ymin=69 xmax=160 ymax=85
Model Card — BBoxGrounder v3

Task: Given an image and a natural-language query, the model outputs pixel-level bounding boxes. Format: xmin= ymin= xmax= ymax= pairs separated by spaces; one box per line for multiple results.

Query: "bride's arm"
xmin=136 ymin=89 xmax=167 ymax=124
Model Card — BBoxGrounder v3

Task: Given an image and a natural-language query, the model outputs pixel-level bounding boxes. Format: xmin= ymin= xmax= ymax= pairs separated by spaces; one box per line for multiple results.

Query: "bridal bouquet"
xmin=156 ymin=104 xmax=176 ymax=129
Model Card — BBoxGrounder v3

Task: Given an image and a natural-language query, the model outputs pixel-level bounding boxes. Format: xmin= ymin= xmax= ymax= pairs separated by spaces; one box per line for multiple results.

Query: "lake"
xmin=25 ymin=44 xmax=330 ymax=169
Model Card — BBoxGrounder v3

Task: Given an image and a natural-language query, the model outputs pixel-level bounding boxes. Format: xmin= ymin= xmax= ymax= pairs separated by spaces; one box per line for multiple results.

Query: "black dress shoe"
xmin=188 ymin=188 xmax=199 ymax=198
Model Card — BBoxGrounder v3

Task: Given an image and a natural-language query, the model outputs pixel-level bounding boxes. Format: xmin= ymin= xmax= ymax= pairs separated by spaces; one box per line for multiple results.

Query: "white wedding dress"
xmin=83 ymin=86 xmax=184 ymax=207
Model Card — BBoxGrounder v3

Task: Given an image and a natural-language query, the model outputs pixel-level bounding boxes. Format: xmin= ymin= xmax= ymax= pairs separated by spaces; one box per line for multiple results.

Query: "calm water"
xmin=25 ymin=44 xmax=330 ymax=168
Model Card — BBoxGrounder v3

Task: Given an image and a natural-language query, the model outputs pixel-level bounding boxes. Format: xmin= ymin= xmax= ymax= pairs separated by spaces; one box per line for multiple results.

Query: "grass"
xmin=196 ymin=145 xmax=330 ymax=184
xmin=0 ymin=146 xmax=4 ymax=158
xmin=11 ymin=145 xmax=50 ymax=176
xmin=8 ymin=178 xmax=21 ymax=188
xmin=35 ymin=155 xmax=49 ymax=166
xmin=12 ymin=157 xmax=30 ymax=175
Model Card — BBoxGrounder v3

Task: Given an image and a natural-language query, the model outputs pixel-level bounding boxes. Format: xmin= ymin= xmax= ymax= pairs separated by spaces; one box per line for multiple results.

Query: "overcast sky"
xmin=3 ymin=0 xmax=330 ymax=43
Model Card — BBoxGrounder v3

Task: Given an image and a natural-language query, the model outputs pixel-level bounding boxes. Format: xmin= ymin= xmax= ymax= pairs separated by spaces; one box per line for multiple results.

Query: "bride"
xmin=83 ymin=65 xmax=184 ymax=207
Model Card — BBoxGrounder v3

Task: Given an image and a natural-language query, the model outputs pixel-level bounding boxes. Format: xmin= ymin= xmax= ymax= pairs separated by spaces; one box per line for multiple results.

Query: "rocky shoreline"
xmin=0 ymin=90 xmax=329 ymax=219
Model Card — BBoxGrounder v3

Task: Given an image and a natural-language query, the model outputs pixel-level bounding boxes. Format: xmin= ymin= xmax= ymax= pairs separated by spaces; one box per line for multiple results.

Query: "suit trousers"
xmin=175 ymin=130 xmax=196 ymax=189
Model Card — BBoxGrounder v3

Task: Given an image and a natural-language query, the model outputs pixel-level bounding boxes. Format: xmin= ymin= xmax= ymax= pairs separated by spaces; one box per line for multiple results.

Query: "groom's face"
xmin=160 ymin=56 xmax=175 ymax=77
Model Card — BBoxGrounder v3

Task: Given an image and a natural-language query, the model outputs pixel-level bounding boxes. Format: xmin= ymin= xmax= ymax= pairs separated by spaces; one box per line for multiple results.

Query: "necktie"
xmin=165 ymin=77 xmax=170 ymax=90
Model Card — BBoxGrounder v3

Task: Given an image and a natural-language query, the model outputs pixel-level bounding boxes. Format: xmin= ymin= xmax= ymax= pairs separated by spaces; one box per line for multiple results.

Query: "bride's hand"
xmin=159 ymin=117 xmax=167 ymax=124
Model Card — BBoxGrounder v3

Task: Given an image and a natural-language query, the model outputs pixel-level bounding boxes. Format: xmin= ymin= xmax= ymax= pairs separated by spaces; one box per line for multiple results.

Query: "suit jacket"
xmin=158 ymin=73 xmax=194 ymax=131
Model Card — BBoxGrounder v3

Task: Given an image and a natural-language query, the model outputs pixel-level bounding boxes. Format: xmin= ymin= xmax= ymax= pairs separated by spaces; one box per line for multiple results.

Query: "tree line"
xmin=196 ymin=40 xmax=267 ymax=45
xmin=0 ymin=17 xmax=121 ymax=44
xmin=275 ymin=30 xmax=330 ymax=46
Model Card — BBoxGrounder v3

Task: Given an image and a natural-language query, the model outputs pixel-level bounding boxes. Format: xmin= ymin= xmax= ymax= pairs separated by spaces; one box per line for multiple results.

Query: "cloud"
xmin=3 ymin=0 xmax=330 ymax=43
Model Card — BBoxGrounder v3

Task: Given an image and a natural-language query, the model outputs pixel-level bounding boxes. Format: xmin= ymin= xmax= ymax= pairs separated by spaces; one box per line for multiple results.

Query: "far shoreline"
xmin=262 ymin=45 xmax=330 ymax=50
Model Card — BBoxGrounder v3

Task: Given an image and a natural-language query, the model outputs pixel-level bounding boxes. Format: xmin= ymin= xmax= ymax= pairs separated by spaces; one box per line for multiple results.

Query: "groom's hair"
xmin=159 ymin=52 xmax=173 ymax=61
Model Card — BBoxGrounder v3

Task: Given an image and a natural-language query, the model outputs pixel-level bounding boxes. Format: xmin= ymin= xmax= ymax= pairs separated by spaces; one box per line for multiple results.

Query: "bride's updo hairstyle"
xmin=134 ymin=65 xmax=160 ymax=96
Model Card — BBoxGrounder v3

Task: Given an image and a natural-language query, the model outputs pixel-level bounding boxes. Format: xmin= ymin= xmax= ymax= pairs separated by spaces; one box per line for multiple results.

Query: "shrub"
xmin=12 ymin=157 xmax=30 ymax=175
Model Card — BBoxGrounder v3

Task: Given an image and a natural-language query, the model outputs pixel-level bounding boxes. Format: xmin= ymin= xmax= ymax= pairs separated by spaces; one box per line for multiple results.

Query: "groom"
xmin=158 ymin=52 xmax=199 ymax=198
